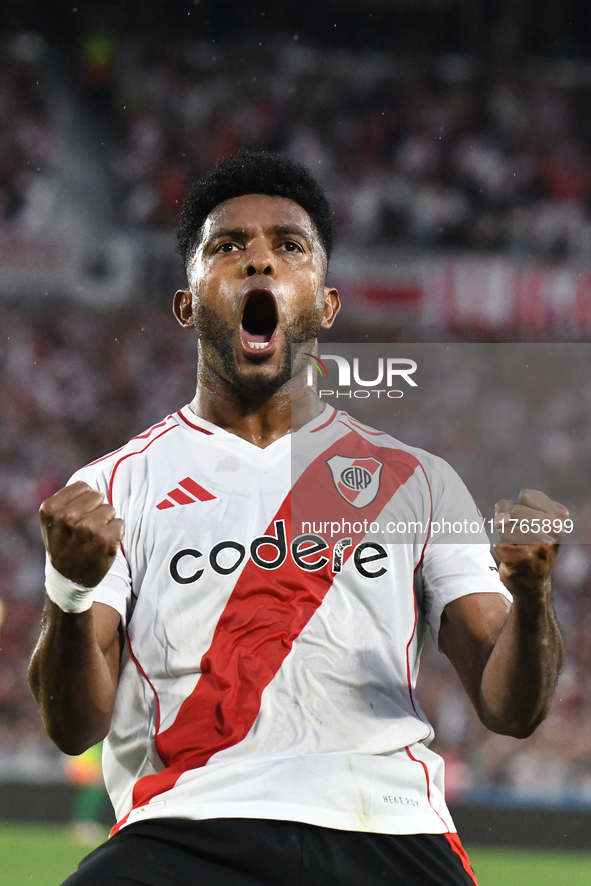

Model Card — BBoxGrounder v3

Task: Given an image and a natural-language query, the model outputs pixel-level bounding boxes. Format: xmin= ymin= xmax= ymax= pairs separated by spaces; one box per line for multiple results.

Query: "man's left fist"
xmin=493 ymin=490 xmax=569 ymax=598
xmin=494 ymin=489 xmax=570 ymax=545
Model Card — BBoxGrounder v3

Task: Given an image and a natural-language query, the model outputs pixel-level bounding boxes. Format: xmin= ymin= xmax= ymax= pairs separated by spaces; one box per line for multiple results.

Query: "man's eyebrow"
xmin=270 ymin=224 xmax=313 ymax=242
xmin=206 ymin=227 xmax=249 ymax=244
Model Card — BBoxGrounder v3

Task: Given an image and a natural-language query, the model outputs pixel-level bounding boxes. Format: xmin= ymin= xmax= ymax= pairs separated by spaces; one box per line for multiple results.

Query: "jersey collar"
xmin=175 ymin=403 xmax=336 ymax=447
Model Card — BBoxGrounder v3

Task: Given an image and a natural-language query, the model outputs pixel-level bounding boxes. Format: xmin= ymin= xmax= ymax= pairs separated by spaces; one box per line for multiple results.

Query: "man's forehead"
xmin=203 ymin=193 xmax=317 ymax=238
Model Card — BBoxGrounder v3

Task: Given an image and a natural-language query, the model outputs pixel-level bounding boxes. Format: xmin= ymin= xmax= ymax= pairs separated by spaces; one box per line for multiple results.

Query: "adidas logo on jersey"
xmin=156 ymin=477 xmax=216 ymax=510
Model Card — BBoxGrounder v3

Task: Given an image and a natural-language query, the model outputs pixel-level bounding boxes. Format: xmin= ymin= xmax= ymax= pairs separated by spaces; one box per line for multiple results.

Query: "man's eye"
xmin=282 ymin=241 xmax=301 ymax=252
xmin=216 ymin=243 xmax=238 ymax=253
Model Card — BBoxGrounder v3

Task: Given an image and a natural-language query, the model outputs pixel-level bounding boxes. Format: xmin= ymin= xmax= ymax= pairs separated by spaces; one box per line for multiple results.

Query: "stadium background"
xmin=2 ymin=0 xmax=591 ymax=882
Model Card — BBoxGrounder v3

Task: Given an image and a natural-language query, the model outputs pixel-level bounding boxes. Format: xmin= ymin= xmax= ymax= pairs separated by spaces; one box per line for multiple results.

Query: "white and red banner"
xmin=339 ymin=254 xmax=591 ymax=335
xmin=423 ymin=259 xmax=591 ymax=335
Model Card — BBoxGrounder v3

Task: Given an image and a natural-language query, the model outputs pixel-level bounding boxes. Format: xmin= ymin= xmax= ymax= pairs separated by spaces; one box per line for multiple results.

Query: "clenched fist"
xmin=40 ymin=481 xmax=125 ymax=588
xmin=493 ymin=489 xmax=568 ymax=599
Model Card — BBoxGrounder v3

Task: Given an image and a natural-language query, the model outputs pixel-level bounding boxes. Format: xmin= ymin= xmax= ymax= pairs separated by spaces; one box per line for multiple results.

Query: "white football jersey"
xmin=70 ymin=404 xmax=510 ymax=837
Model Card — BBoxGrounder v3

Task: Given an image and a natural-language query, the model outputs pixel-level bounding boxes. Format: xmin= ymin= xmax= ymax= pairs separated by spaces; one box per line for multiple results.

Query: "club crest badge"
xmin=327 ymin=455 xmax=383 ymax=508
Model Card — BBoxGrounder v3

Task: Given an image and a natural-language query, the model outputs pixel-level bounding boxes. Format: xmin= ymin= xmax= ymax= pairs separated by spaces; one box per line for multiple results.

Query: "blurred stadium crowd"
xmin=0 ymin=34 xmax=60 ymax=239
xmin=1 ymin=303 xmax=591 ymax=806
xmin=98 ymin=38 xmax=591 ymax=256
xmin=4 ymin=31 xmax=591 ymax=258
xmin=101 ymin=37 xmax=591 ymax=258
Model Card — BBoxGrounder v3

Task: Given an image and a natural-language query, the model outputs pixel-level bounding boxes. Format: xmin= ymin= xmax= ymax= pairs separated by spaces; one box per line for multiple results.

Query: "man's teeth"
xmin=247 ymin=341 xmax=268 ymax=349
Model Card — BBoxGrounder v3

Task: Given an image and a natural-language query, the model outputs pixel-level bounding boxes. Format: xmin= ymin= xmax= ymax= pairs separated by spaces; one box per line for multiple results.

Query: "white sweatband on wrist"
xmin=44 ymin=553 xmax=95 ymax=613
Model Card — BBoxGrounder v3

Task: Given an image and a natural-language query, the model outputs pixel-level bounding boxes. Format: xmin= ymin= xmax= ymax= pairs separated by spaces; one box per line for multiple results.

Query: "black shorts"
xmin=62 ymin=817 xmax=478 ymax=886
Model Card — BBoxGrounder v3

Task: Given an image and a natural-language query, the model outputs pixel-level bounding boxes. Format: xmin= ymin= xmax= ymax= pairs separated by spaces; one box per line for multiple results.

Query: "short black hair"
xmin=176 ymin=149 xmax=333 ymax=271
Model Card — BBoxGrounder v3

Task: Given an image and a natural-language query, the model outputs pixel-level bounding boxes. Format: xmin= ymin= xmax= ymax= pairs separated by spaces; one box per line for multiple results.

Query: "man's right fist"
xmin=39 ymin=481 xmax=125 ymax=588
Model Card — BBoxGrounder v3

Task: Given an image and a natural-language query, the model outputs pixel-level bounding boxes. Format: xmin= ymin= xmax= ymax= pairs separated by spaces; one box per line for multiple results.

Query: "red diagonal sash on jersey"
xmin=116 ymin=433 xmax=422 ymax=829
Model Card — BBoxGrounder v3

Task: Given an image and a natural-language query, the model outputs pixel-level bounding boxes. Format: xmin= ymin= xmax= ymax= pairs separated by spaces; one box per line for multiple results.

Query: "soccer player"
xmin=29 ymin=150 xmax=566 ymax=886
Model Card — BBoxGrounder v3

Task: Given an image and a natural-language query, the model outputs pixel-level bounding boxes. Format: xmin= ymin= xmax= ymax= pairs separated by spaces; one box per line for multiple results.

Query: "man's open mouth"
xmin=239 ymin=290 xmax=278 ymax=353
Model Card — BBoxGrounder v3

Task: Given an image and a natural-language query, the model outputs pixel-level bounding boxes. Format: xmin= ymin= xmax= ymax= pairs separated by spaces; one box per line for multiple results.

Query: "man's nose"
xmin=243 ymin=246 xmax=275 ymax=277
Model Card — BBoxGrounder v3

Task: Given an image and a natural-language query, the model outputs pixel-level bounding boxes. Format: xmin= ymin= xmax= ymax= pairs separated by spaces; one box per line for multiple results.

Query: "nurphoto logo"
xmin=304 ymin=353 xmax=417 ymax=399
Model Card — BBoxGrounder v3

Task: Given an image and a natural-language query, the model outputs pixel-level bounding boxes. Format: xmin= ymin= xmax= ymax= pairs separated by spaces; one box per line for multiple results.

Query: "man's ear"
xmin=320 ymin=287 xmax=341 ymax=330
xmin=173 ymin=290 xmax=195 ymax=328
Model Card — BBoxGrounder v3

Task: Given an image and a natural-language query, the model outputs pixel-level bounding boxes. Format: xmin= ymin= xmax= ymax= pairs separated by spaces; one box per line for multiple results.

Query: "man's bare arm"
xmin=439 ymin=491 xmax=565 ymax=739
xmin=28 ymin=482 xmax=125 ymax=755
xmin=29 ymin=602 xmax=122 ymax=755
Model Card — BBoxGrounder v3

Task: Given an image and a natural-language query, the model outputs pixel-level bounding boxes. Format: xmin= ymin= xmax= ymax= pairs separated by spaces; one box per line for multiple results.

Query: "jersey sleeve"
xmin=90 ymin=547 xmax=132 ymax=627
xmin=67 ymin=462 xmax=133 ymax=628
xmin=416 ymin=454 xmax=512 ymax=642
xmin=418 ymin=543 xmax=511 ymax=642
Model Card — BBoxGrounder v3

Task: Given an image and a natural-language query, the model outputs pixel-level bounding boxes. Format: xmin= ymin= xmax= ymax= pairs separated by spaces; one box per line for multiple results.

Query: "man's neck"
xmin=189 ymin=371 xmax=325 ymax=449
